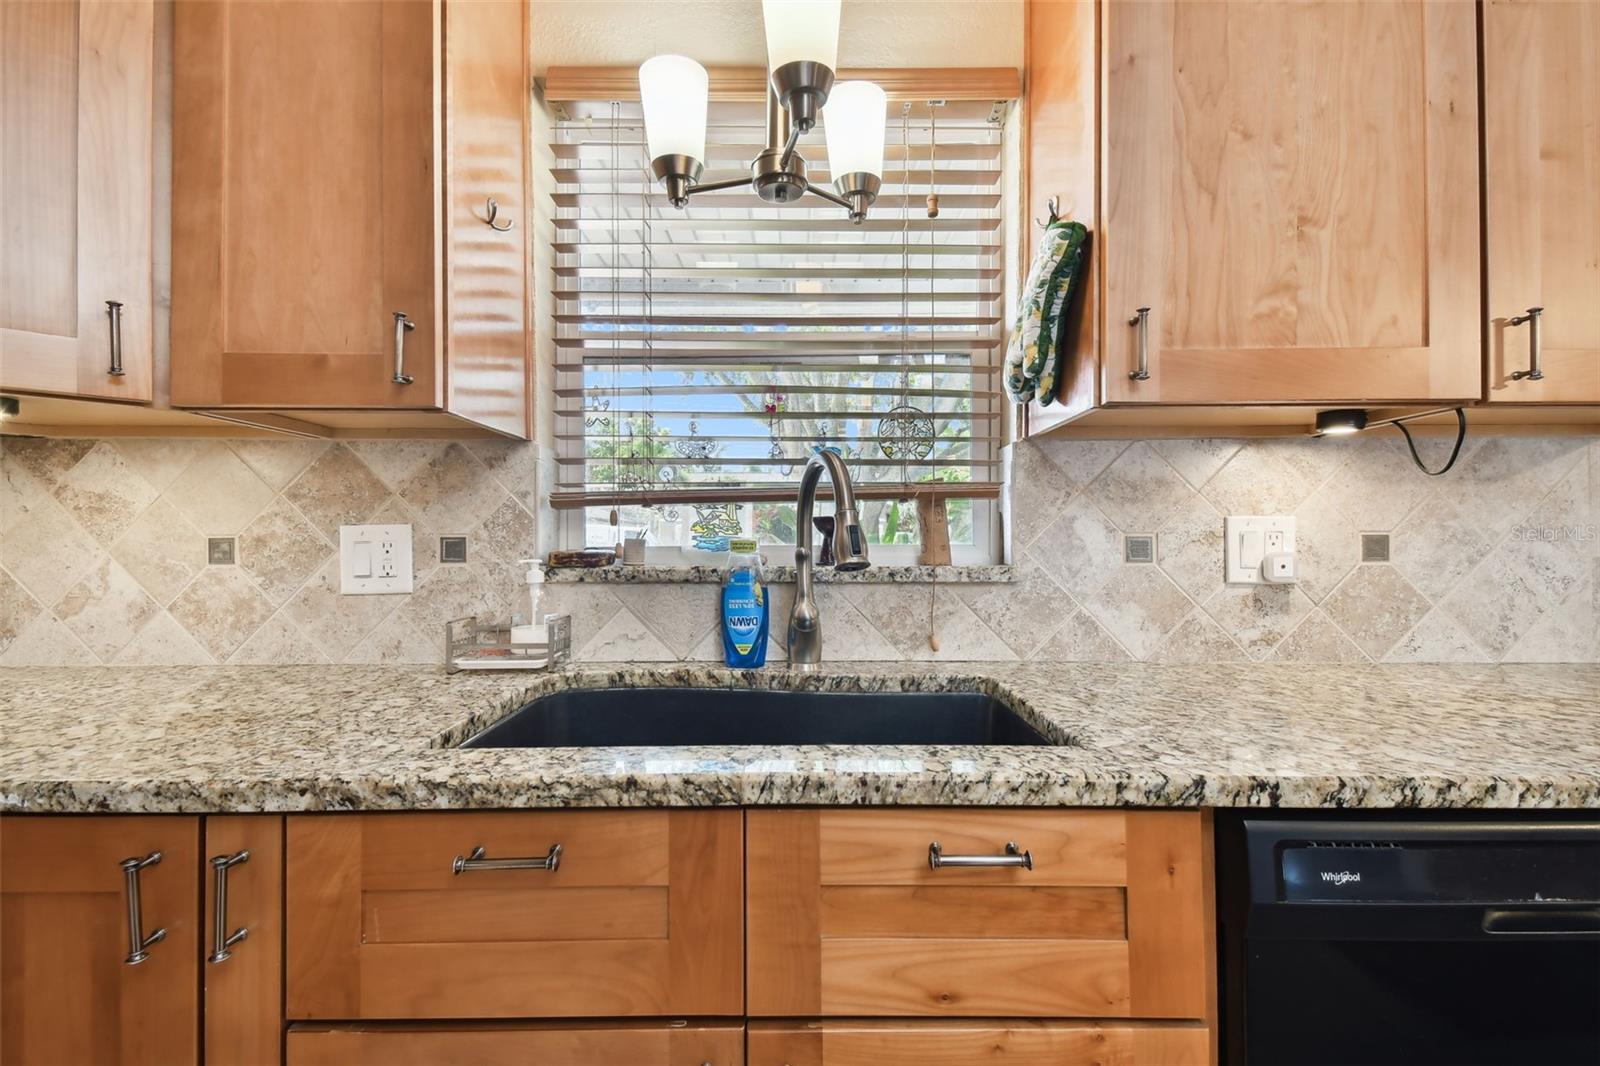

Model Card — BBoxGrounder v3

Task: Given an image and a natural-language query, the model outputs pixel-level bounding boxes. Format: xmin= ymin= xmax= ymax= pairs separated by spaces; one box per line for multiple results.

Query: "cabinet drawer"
xmin=286 ymin=811 xmax=742 ymax=1019
xmin=748 ymin=809 xmax=1212 ymax=1020
xmin=288 ymin=1021 xmax=744 ymax=1066
xmin=748 ymin=1020 xmax=1209 ymax=1066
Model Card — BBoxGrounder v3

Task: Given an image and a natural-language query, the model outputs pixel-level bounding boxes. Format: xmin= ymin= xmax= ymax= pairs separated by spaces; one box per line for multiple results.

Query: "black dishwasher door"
xmin=1240 ymin=820 xmax=1600 ymax=1066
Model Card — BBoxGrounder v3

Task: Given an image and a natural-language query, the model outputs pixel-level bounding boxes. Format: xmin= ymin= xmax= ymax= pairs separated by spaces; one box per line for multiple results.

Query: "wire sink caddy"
xmin=445 ymin=615 xmax=573 ymax=673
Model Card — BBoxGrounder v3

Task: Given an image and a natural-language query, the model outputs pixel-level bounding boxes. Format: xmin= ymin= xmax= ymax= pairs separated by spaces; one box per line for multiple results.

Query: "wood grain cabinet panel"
xmin=203 ymin=816 xmax=284 ymax=1066
xmin=0 ymin=815 xmax=200 ymax=1066
xmin=171 ymin=0 xmax=531 ymax=435
xmin=748 ymin=1020 xmax=1209 ymax=1066
xmin=1483 ymin=0 xmax=1600 ymax=404
xmin=747 ymin=809 xmax=1214 ymax=1021
xmin=0 ymin=0 xmax=155 ymax=403
xmin=1102 ymin=0 xmax=1481 ymax=406
xmin=287 ymin=1022 xmax=745 ymax=1066
xmin=285 ymin=810 xmax=744 ymax=1019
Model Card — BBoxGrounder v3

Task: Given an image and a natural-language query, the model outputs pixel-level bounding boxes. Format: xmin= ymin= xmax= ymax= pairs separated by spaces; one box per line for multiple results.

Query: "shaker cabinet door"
xmin=0 ymin=0 xmax=155 ymax=402
xmin=0 ymin=815 xmax=201 ymax=1066
xmin=1483 ymin=0 xmax=1600 ymax=404
xmin=171 ymin=0 xmax=439 ymax=409
xmin=1101 ymin=0 xmax=1481 ymax=405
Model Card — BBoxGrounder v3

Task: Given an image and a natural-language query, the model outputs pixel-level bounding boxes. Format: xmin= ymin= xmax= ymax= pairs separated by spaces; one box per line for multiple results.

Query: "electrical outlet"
xmin=339 ymin=524 xmax=413 ymax=595
xmin=1225 ymin=515 xmax=1297 ymax=584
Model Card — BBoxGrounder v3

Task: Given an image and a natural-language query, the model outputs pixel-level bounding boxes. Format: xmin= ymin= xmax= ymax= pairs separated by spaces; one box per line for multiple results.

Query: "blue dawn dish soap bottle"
xmin=721 ymin=538 xmax=769 ymax=667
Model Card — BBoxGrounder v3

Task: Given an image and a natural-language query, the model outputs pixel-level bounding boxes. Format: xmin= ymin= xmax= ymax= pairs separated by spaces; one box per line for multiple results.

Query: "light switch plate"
xmin=1225 ymin=515 xmax=1296 ymax=584
xmin=339 ymin=524 xmax=413 ymax=595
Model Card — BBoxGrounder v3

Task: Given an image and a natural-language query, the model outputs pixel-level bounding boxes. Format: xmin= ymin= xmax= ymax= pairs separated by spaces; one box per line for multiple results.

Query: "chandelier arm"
xmin=804 ymin=182 xmax=853 ymax=210
xmin=682 ymin=175 xmax=758 ymax=197
xmin=777 ymin=122 xmax=805 ymax=170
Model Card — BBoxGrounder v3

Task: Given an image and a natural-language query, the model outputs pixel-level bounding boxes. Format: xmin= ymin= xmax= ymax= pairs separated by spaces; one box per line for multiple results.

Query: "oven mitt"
xmin=1036 ymin=224 xmax=1090 ymax=407
xmin=1005 ymin=219 xmax=1090 ymax=405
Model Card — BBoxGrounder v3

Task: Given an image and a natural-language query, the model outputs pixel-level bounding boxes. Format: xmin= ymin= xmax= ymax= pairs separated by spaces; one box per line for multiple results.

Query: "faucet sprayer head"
xmin=832 ymin=507 xmax=870 ymax=571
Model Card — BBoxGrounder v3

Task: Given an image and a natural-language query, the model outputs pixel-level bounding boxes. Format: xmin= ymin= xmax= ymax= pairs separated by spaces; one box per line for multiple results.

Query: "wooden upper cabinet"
xmin=0 ymin=815 xmax=200 ymax=1066
xmin=1101 ymin=0 xmax=1481 ymax=406
xmin=1483 ymin=0 xmax=1600 ymax=404
xmin=171 ymin=0 xmax=531 ymax=436
xmin=0 ymin=0 xmax=155 ymax=403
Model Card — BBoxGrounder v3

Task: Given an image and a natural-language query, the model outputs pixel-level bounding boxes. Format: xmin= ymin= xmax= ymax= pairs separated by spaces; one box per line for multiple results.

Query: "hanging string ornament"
xmin=674 ymin=417 xmax=715 ymax=462
xmin=877 ymin=104 xmax=934 ymax=465
xmin=765 ymin=389 xmax=794 ymax=477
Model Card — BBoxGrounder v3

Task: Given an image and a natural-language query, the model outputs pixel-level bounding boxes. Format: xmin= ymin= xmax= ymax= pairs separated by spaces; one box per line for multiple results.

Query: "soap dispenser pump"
xmin=511 ymin=559 xmax=547 ymax=645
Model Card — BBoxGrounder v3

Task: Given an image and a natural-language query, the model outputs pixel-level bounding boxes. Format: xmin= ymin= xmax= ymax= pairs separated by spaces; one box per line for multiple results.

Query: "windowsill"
xmin=544 ymin=564 xmax=1017 ymax=585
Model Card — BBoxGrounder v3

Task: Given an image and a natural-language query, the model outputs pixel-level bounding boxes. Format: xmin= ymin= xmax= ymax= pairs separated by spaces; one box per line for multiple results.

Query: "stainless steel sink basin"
xmin=459 ymin=688 xmax=1055 ymax=748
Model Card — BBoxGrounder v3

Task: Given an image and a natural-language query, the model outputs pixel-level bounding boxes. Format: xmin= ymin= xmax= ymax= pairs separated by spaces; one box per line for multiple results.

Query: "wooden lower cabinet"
xmin=285 ymin=809 xmax=744 ymax=1019
xmin=0 ymin=815 xmax=201 ymax=1066
xmin=203 ymin=815 xmax=284 ymax=1066
xmin=748 ymin=1020 xmax=1209 ymax=1066
xmin=0 ymin=814 xmax=284 ymax=1066
xmin=286 ymin=1021 xmax=745 ymax=1066
xmin=747 ymin=809 xmax=1215 ymax=1022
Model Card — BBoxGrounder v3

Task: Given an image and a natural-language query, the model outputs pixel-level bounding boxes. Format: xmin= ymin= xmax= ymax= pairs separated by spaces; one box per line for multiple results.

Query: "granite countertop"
xmin=1 ymin=662 xmax=1595 ymax=813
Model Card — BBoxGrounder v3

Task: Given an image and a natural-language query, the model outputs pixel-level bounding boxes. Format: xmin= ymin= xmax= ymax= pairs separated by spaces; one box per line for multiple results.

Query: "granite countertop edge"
xmin=2 ymin=662 xmax=1596 ymax=814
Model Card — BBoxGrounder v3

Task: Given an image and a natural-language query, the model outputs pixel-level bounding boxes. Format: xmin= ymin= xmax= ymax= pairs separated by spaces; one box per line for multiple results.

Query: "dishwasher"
xmin=1221 ymin=817 xmax=1600 ymax=1065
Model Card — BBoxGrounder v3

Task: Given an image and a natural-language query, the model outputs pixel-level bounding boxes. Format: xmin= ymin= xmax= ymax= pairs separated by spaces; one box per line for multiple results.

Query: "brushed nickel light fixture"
xmin=639 ymin=0 xmax=887 ymax=223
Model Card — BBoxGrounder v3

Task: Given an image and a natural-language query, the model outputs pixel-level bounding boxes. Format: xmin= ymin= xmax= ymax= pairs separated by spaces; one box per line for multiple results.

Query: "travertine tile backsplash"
xmin=1 ymin=433 xmax=1594 ymax=666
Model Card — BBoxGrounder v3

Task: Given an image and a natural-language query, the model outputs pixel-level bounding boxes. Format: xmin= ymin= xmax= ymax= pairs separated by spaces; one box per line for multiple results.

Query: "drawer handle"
xmin=452 ymin=843 xmax=562 ymax=875
xmin=1509 ymin=306 xmax=1544 ymax=381
xmin=119 ymin=851 xmax=167 ymax=965
xmin=207 ymin=850 xmax=250 ymax=964
xmin=1127 ymin=306 xmax=1151 ymax=381
xmin=105 ymin=300 xmax=126 ymax=376
xmin=928 ymin=840 xmax=1033 ymax=870
xmin=392 ymin=311 xmax=416 ymax=385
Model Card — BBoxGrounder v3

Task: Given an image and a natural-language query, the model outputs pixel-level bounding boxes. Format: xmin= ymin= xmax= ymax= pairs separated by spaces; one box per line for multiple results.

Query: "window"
xmin=550 ymin=98 xmax=1006 ymax=562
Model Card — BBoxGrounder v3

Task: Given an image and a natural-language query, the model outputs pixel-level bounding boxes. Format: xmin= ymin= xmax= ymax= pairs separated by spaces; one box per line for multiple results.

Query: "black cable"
xmin=1393 ymin=407 xmax=1467 ymax=476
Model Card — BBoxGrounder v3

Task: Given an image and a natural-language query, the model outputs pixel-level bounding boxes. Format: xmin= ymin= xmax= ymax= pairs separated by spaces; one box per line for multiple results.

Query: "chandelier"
xmin=638 ymin=0 xmax=887 ymax=224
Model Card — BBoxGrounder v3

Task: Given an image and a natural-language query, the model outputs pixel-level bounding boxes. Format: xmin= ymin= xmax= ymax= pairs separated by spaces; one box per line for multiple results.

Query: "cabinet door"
xmin=0 ymin=0 xmax=154 ymax=402
xmin=204 ymin=816 xmax=283 ymax=1066
xmin=749 ymin=1021 xmax=1210 ymax=1066
xmin=171 ymin=0 xmax=439 ymax=409
xmin=747 ymin=809 xmax=1213 ymax=1020
xmin=0 ymin=815 xmax=200 ymax=1066
xmin=1102 ymin=0 xmax=1479 ymax=405
xmin=1484 ymin=0 xmax=1600 ymax=403
xmin=441 ymin=0 xmax=532 ymax=437
xmin=287 ymin=1022 xmax=745 ymax=1066
xmin=286 ymin=810 xmax=744 ymax=1019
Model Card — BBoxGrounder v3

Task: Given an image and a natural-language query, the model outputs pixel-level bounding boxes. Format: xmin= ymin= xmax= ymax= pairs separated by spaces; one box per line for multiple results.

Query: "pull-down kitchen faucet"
xmin=788 ymin=450 xmax=870 ymax=669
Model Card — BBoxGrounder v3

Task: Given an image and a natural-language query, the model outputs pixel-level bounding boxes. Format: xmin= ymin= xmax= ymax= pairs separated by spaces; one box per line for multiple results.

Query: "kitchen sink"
xmin=459 ymin=687 xmax=1056 ymax=748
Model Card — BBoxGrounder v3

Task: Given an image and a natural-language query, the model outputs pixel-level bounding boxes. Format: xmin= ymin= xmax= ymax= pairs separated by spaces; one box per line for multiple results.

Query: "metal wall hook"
xmin=483 ymin=197 xmax=514 ymax=232
xmin=1035 ymin=195 xmax=1061 ymax=228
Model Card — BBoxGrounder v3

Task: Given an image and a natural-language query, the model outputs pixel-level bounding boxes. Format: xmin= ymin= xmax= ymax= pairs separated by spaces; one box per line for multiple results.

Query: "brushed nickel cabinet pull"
xmin=105 ymin=300 xmax=126 ymax=376
xmin=928 ymin=840 xmax=1033 ymax=870
xmin=1509 ymin=306 xmax=1544 ymax=381
xmin=1128 ymin=306 xmax=1151 ymax=381
xmin=119 ymin=851 xmax=166 ymax=965
xmin=207 ymin=850 xmax=250 ymax=964
xmin=452 ymin=843 xmax=562 ymax=874
xmin=392 ymin=311 xmax=416 ymax=385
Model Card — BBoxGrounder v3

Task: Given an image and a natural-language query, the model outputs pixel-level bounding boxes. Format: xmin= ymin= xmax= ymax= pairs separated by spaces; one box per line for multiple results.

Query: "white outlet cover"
xmin=339 ymin=524 xmax=414 ymax=595
xmin=1224 ymin=515 xmax=1296 ymax=585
